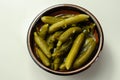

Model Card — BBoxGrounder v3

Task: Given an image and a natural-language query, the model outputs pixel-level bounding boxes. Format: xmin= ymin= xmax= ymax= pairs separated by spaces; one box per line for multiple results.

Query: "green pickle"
xmin=53 ymin=57 xmax=61 ymax=70
xmin=49 ymin=14 xmax=89 ymax=33
xmin=65 ymin=33 xmax=85 ymax=70
xmin=59 ymin=63 xmax=66 ymax=70
xmin=35 ymin=47 xmax=50 ymax=67
xmin=41 ymin=16 xmax=64 ymax=24
xmin=38 ymin=24 xmax=49 ymax=39
xmin=41 ymin=14 xmax=75 ymax=24
xmin=57 ymin=27 xmax=81 ymax=47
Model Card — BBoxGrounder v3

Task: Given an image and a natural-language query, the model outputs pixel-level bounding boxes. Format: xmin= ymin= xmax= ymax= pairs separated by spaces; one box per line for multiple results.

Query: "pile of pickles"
xmin=33 ymin=14 xmax=98 ymax=71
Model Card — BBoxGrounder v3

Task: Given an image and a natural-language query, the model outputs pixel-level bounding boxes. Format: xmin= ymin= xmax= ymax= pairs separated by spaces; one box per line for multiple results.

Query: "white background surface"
xmin=0 ymin=0 xmax=120 ymax=80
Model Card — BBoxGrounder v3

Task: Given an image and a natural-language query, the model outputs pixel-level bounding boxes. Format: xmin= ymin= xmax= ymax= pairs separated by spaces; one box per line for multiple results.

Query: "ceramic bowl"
xmin=27 ymin=4 xmax=104 ymax=75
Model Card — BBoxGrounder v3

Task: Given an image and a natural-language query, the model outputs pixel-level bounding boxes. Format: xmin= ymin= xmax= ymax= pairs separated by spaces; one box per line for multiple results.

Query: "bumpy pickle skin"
xmin=49 ymin=14 xmax=89 ymax=33
xmin=41 ymin=14 xmax=75 ymax=24
xmin=41 ymin=16 xmax=64 ymax=24
xmin=73 ymin=38 xmax=96 ymax=69
xmin=34 ymin=32 xmax=51 ymax=58
xmin=52 ymin=39 xmax=73 ymax=58
xmin=53 ymin=57 xmax=61 ymax=70
xmin=47 ymin=31 xmax=63 ymax=51
xmin=35 ymin=47 xmax=50 ymax=67
xmin=65 ymin=33 xmax=85 ymax=70
xmin=57 ymin=27 xmax=81 ymax=47
xmin=38 ymin=24 xmax=49 ymax=39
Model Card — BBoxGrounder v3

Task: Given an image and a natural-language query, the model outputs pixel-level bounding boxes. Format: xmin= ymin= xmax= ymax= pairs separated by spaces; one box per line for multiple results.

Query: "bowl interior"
xmin=27 ymin=4 xmax=104 ymax=75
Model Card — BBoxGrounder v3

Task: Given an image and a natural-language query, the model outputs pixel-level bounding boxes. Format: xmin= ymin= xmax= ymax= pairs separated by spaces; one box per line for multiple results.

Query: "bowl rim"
xmin=27 ymin=4 xmax=104 ymax=75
